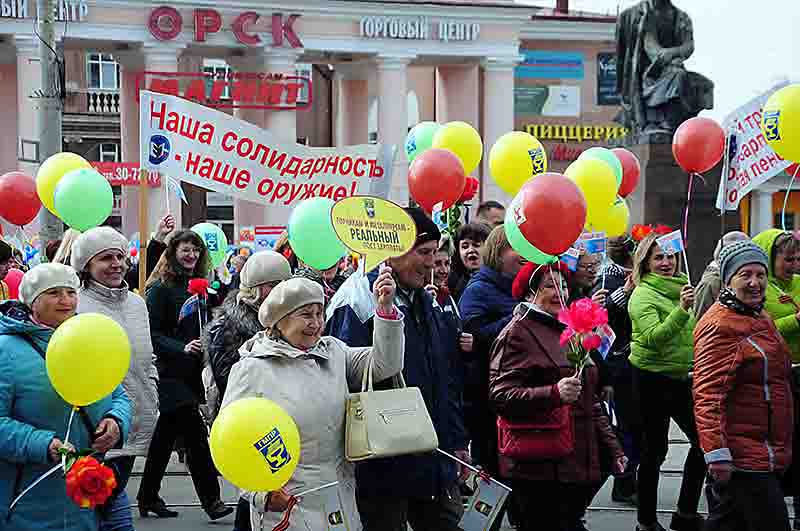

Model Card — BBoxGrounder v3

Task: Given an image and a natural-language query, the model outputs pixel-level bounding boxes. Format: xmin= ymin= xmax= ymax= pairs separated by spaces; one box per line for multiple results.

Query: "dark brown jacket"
xmin=694 ymin=302 xmax=794 ymax=472
xmin=489 ymin=305 xmax=622 ymax=483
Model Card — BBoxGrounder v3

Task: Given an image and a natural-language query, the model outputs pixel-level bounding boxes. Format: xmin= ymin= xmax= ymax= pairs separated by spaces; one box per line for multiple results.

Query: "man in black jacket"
xmin=327 ymin=207 xmax=467 ymax=531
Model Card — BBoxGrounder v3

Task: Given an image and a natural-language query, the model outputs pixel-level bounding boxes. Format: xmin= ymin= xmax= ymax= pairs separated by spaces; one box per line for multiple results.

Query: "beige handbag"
xmin=345 ymin=357 xmax=439 ymax=461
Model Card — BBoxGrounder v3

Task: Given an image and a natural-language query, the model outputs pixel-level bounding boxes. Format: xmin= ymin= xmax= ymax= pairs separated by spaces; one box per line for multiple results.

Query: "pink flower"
xmin=560 ymin=328 xmax=574 ymax=347
xmin=582 ymin=333 xmax=602 ymax=351
xmin=558 ymin=298 xmax=608 ymax=334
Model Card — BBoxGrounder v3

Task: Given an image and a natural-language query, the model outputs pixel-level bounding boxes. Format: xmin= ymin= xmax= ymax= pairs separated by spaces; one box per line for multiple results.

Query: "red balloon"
xmin=130 ymin=248 xmax=138 ymax=258
xmin=408 ymin=148 xmax=466 ymax=212
xmin=516 ymin=173 xmax=587 ymax=256
xmin=612 ymin=148 xmax=641 ymax=198
xmin=786 ymin=163 xmax=800 ymax=177
xmin=4 ymin=268 xmax=23 ymax=299
xmin=672 ymin=117 xmax=725 ymax=173
xmin=0 ymin=172 xmax=41 ymax=226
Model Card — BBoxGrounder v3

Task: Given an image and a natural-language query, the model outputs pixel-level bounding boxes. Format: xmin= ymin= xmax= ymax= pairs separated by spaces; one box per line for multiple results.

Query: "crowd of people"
xmin=0 ymin=199 xmax=799 ymax=531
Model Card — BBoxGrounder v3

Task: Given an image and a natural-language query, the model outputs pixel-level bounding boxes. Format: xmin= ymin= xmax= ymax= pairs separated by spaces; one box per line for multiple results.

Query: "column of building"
xmin=480 ymin=57 xmax=517 ymax=206
xmin=376 ymin=55 xmax=413 ymax=205
xmin=118 ymin=42 xmax=185 ymax=238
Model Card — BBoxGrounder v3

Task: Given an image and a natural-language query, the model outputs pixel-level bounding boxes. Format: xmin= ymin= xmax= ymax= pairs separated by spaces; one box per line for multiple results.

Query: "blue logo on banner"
xmin=254 ymin=428 xmax=292 ymax=474
xmin=763 ymin=111 xmax=781 ymax=141
xmin=149 ymin=135 xmax=171 ymax=165
xmin=516 ymin=51 xmax=585 ymax=79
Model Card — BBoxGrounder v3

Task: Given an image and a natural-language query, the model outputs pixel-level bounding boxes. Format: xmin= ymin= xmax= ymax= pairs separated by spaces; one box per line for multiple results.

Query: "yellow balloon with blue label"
xmin=762 ymin=84 xmax=800 ymax=163
xmin=210 ymin=397 xmax=301 ymax=492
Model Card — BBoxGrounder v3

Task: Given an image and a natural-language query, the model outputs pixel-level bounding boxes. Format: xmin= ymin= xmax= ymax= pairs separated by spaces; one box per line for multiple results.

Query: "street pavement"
xmin=124 ymin=423 xmax=793 ymax=531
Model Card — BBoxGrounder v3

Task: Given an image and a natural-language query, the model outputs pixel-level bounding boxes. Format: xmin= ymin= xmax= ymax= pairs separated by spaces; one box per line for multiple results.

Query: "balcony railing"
xmin=87 ymin=89 xmax=120 ymax=114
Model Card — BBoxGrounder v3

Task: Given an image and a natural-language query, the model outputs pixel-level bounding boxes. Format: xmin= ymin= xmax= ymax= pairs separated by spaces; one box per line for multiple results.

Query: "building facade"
xmin=1 ymin=0 xmax=619 ymax=242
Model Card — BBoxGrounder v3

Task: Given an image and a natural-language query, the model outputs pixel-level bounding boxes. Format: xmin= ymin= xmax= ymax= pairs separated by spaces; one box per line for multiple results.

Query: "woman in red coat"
xmin=489 ymin=262 xmax=624 ymax=531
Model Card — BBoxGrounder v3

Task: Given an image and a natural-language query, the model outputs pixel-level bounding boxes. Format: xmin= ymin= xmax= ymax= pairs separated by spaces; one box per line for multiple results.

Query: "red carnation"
xmin=65 ymin=457 xmax=116 ymax=509
xmin=654 ymin=224 xmax=674 ymax=235
xmin=631 ymin=224 xmax=653 ymax=242
xmin=188 ymin=278 xmax=210 ymax=298
xmin=582 ymin=333 xmax=602 ymax=351
xmin=459 ymin=177 xmax=479 ymax=203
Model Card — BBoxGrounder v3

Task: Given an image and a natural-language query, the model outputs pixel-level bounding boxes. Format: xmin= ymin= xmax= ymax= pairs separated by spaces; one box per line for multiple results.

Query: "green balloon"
xmin=191 ymin=222 xmax=229 ymax=269
xmin=405 ymin=122 xmax=441 ymax=163
xmin=579 ymin=147 xmax=623 ymax=188
xmin=504 ymin=204 xmax=557 ymax=264
xmin=289 ymin=197 xmax=347 ymax=270
xmin=54 ymin=168 xmax=113 ymax=232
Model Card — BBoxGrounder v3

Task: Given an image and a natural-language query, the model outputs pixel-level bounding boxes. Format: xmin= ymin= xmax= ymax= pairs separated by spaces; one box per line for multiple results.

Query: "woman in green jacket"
xmin=628 ymin=232 xmax=706 ymax=531
xmin=753 ymin=229 xmax=800 ymax=361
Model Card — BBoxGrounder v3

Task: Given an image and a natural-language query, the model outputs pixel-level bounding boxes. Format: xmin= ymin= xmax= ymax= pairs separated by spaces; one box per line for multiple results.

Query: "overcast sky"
xmin=516 ymin=0 xmax=800 ymax=121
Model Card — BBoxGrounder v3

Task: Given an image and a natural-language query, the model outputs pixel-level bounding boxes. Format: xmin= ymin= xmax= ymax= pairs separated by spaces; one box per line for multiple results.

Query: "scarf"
xmin=718 ymin=287 xmax=764 ymax=318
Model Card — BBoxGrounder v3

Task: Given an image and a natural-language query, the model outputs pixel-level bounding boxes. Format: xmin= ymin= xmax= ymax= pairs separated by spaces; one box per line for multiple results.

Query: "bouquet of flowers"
xmin=559 ymin=298 xmax=609 ymax=374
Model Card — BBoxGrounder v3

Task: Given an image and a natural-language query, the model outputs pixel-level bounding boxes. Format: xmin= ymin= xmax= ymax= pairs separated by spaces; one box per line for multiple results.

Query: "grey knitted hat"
xmin=70 ymin=227 xmax=128 ymax=273
xmin=20 ymin=263 xmax=80 ymax=305
xmin=258 ymin=277 xmax=324 ymax=329
xmin=719 ymin=240 xmax=769 ymax=285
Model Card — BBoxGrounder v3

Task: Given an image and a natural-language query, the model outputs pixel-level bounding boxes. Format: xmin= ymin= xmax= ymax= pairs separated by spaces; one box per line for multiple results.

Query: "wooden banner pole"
xmin=138 ymin=169 xmax=149 ymax=294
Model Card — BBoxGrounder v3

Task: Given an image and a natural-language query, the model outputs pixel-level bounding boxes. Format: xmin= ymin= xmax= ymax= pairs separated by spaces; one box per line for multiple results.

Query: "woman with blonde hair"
xmin=628 ymin=232 xmax=705 ymax=531
xmin=459 ymin=226 xmax=523 ymax=475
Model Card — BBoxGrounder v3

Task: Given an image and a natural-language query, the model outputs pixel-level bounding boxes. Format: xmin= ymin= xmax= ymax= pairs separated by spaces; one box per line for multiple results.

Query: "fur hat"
xmin=258 ymin=277 xmax=324 ymax=329
xmin=20 ymin=263 xmax=80 ymax=305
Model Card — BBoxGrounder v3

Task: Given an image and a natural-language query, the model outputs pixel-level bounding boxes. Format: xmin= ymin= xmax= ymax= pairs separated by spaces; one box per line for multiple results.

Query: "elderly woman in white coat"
xmin=221 ymin=268 xmax=404 ymax=531
xmin=71 ymin=227 xmax=159 ymax=531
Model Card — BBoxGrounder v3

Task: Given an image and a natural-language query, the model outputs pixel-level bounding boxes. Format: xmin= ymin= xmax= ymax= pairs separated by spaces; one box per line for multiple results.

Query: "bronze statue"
xmin=616 ymin=0 xmax=714 ymax=140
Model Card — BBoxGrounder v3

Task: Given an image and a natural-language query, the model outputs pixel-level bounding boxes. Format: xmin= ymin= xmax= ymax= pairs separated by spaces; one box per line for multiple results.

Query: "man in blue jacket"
xmin=326 ymin=207 xmax=467 ymax=531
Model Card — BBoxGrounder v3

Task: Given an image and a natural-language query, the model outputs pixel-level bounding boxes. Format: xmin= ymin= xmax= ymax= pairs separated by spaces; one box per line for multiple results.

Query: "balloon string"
xmin=782 ymin=166 xmax=800 ymax=231
xmin=683 ymin=172 xmax=696 ymax=247
xmin=9 ymin=463 xmax=62 ymax=512
xmin=62 ymin=407 xmax=77 ymax=472
xmin=550 ymin=267 xmax=567 ymax=311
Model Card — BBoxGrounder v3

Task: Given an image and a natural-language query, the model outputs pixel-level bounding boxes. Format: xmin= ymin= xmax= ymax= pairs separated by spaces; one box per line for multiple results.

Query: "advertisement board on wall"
xmin=514 ymin=85 xmax=581 ymax=117
xmin=516 ymin=51 xmax=585 ymax=80
xmin=597 ymin=53 xmax=621 ymax=106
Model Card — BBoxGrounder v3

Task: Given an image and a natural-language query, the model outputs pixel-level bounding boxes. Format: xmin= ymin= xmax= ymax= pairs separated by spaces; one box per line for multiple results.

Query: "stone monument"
xmin=615 ymin=0 xmax=732 ymax=279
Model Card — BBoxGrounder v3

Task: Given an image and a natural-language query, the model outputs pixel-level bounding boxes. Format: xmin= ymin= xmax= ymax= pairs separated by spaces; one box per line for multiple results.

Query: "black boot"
xmin=612 ymin=473 xmax=638 ymax=505
xmin=205 ymin=499 xmax=234 ymax=521
xmin=669 ymin=512 xmax=704 ymax=531
xmin=138 ymin=497 xmax=179 ymax=518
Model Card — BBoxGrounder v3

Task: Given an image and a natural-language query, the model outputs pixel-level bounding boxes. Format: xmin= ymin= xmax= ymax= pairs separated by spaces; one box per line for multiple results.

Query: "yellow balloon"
xmin=46 ymin=313 xmax=131 ymax=406
xmin=565 ymin=158 xmax=617 ymax=219
xmin=590 ymin=198 xmax=630 ymax=237
xmin=211 ymin=397 xmax=300 ymax=492
xmin=432 ymin=121 xmax=483 ymax=175
xmin=37 ymin=152 xmax=91 ymax=215
xmin=762 ymin=84 xmax=800 ymax=163
xmin=489 ymin=131 xmax=548 ymax=196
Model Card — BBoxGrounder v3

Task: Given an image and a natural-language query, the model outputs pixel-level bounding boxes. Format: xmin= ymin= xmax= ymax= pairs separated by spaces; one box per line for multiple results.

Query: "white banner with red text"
xmin=139 ymin=91 xmax=395 ymax=209
xmin=716 ymin=82 xmax=791 ymax=211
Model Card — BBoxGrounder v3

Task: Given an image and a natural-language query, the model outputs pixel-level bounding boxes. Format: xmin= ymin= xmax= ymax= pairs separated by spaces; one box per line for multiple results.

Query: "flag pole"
xmin=138 ymin=169 xmax=149 ymax=294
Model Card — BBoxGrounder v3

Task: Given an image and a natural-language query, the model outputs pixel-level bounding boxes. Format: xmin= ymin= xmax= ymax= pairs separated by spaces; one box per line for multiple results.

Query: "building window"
xmin=295 ymin=63 xmax=312 ymax=103
xmin=87 ymin=53 xmax=120 ymax=90
xmin=99 ymin=143 xmax=119 ymax=162
xmin=203 ymin=59 xmax=231 ymax=100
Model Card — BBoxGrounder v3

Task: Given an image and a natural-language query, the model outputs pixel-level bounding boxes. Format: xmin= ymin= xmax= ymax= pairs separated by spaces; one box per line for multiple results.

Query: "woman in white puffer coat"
xmin=71 ymin=227 xmax=159 ymax=531
xmin=222 ymin=269 xmax=404 ymax=531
